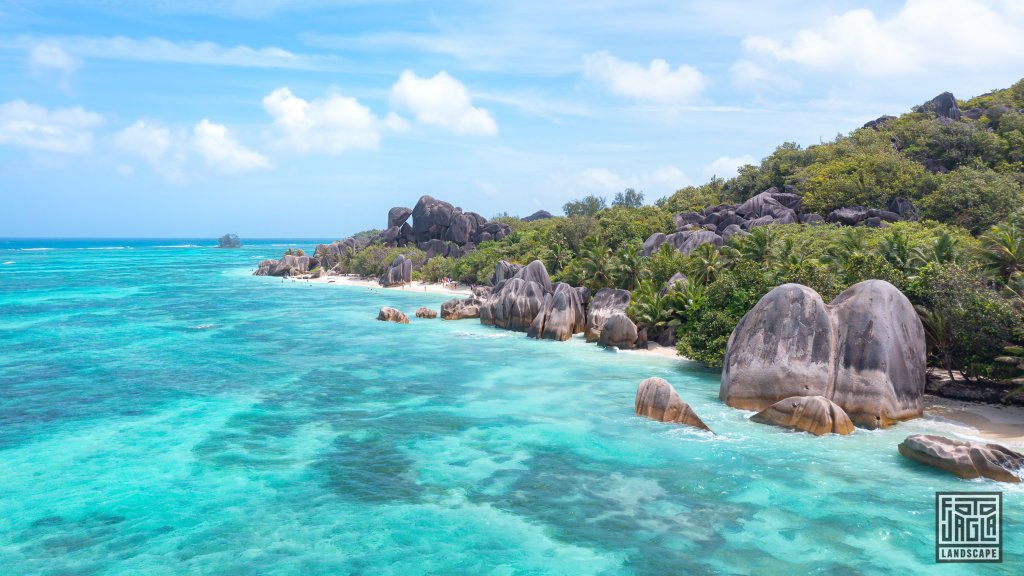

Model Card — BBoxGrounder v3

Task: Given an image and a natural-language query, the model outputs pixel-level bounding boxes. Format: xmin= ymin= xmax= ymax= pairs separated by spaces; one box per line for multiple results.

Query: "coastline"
xmin=278 ymin=271 xmax=1024 ymax=443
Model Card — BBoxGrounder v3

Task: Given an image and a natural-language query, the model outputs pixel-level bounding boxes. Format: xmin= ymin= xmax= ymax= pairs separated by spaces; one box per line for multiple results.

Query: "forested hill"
xmin=300 ymin=78 xmax=1024 ymax=389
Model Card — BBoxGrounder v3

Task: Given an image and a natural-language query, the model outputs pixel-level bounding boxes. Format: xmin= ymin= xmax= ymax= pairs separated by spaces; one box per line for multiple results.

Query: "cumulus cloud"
xmin=742 ymin=0 xmax=1024 ymax=77
xmin=0 ymin=100 xmax=102 ymax=154
xmin=583 ymin=51 xmax=706 ymax=103
xmin=579 ymin=166 xmax=689 ymax=195
xmin=263 ymin=87 xmax=389 ymax=153
xmin=704 ymin=155 xmax=755 ymax=179
xmin=29 ymin=43 xmax=79 ymax=74
xmin=192 ymin=119 xmax=271 ymax=172
xmin=113 ymin=120 xmax=187 ymax=182
xmin=389 ymin=70 xmax=497 ymax=135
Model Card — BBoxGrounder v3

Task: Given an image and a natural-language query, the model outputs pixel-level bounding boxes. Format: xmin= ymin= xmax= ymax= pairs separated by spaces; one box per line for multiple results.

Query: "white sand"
xmin=306 ymin=274 xmax=474 ymax=296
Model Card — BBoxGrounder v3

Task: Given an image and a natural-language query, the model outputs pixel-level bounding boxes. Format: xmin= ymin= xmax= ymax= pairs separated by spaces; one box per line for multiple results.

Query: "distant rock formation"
xmin=634 ymin=377 xmax=712 ymax=432
xmin=643 ymin=187 xmax=922 ymax=256
xmin=379 ymin=255 xmax=412 ymax=287
xmin=377 ymin=307 xmax=409 ymax=324
xmin=585 ymin=288 xmax=631 ymax=342
xmin=217 ymin=233 xmax=241 ymax=248
xmin=415 ymin=307 xmax=438 ymax=319
xmin=898 ymin=434 xmax=1023 ymax=483
xmin=373 ymin=195 xmax=512 ymax=257
xmin=915 ymin=91 xmax=961 ymax=121
xmin=750 ymin=396 xmax=854 ymax=436
xmin=720 ymin=280 xmax=926 ymax=429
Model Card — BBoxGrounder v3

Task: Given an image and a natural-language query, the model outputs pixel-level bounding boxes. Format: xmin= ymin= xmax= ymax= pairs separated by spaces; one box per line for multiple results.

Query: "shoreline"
xmin=280 ymin=271 xmax=1024 ymax=443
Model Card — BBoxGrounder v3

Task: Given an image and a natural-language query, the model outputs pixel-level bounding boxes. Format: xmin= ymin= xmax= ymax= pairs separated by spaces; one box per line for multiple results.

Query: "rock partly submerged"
xmin=898 ymin=434 xmax=1024 ymax=483
xmin=720 ymin=279 xmax=926 ymax=429
xmin=585 ymin=288 xmax=631 ymax=342
xmin=750 ymin=396 xmax=854 ymax=436
xmin=377 ymin=307 xmax=409 ymax=324
xmin=415 ymin=307 xmax=438 ymax=319
xmin=634 ymin=377 xmax=712 ymax=433
xmin=598 ymin=312 xmax=639 ymax=350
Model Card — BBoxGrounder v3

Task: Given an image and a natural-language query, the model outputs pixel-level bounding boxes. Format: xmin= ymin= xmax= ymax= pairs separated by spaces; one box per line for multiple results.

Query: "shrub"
xmin=918 ymin=167 xmax=1022 ymax=233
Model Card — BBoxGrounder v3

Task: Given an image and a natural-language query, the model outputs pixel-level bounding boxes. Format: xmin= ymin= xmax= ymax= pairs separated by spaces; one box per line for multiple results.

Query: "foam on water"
xmin=0 ymin=241 xmax=1021 ymax=575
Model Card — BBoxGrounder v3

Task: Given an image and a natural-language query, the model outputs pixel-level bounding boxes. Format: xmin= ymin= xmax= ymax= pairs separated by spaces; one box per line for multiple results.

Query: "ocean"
xmin=0 ymin=238 xmax=1020 ymax=575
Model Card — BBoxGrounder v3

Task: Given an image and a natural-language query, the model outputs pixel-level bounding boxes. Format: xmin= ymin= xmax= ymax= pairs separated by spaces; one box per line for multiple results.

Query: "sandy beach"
xmin=304 ymin=273 xmax=474 ymax=296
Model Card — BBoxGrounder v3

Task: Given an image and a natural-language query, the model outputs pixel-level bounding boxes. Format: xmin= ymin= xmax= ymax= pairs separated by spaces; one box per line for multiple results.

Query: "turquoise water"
xmin=0 ymin=239 xmax=1020 ymax=575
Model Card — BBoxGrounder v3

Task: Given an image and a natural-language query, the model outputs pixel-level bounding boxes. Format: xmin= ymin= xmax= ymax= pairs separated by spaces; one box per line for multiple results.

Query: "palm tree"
xmin=980 ymin=224 xmax=1024 ymax=282
xmin=919 ymin=232 xmax=959 ymax=265
xmin=615 ymin=246 xmax=645 ymax=291
xmin=822 ymin=228 xmax=868 ymax=276
xmin=686 ymin=242 xmax=728 ymax=284
xmin=880 ymin=229 xmax=925 ymax=276
xmin=580 ymin=237 xmax=616 ymax=290
xmin=548 ymin=241 xmax=571 ymax=274
xmin=739 ymin=226 xmax=779 ymax=268
xmin=915 ymin=304 xmax=957 ymax=381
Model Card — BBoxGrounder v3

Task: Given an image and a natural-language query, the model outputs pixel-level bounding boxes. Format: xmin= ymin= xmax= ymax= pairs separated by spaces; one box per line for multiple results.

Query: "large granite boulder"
xmin=415 ymin=307 xmax=438 ymax=319
xmin=826 ymin=207 xmax=870 ymax=226
xmin=720 ymin=280 xmax=926 ymax=429
xmin=898 ymin=434 xmax=1024 ymax=483
xmin=377 ymin=307 xmax=409 ymax=324
xmin=254 ymin=254 xmax=310 ymax=277
xmin=676 ymin=230 xmax=724 ymax=255
xmin=634 ymin=377 xmax=712 ymax=432
xmin=445 ymin=213 xmax=479 ymax=245
xmin=480 ymin=277 xmax=546 ymax=331
xmin=379 ymin=254 xmax=412 ymax=287
xmin=491 ymin=260 xmax=524 ymax=285
xmin=642 ymin=232 xmax=668 ymax=256
xmin=516 ymin=260 xmax=553 ymax=293
xmin=585 ymin=288 xmax=632 ymax=342
xmin=673 ymin=212 xmax=703 ymax=229
xmin=388 ymin=206 xmax=413 ymax=229
xmin=917 ymin=91 xmax=961 ymax=121
xmin=528 ymin=282 xmax=586 ymax=341
xmin=411 ymin=195 xmax=456 ymax=242
xmin=735 ymin=190 xmax=798 ymax=222
xmin=441 ymin=297 xmax=482 ymax=320
xmin=598 ymin=313 xmax=638 ymax=349
xmin=750 ymin=396 xmax=854 ymax=436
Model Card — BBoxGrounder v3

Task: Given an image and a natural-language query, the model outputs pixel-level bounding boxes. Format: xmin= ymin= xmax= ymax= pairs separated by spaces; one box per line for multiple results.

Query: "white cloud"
xmin=742 ymin=0 xmax=1024 ymax=77
xmin=263 ymin=87 xmax=387 ymax=153
xmin=704 ymin=155 xmax=755 ymax=179
xmin=583 ymin=51 xmax=707 ymax=103
xmin=579 ymin=165 xmax=689 ymax=196
xmin=113 ymin=120 xmax=187 ymax=182
xmin=192 ymin=119 xmax=271 ymax=172
xmin=16 ymin=36 xmax=337 ymax=70
xmin=389 ymin=70 xmax=497 ymax=136
xmin=29 ymin=43 xmax=79 ymax=74
xmin=0 ymin=100 xmax=102 ymax=154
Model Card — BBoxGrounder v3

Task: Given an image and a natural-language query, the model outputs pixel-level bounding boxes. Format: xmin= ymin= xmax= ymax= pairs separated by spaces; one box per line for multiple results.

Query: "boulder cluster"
xmin=379 ymin=254 xmax=412 ymax=287
xmin=255 ymin=254 xmax=310 ymax=277
xmin=373 ymin=195 xmax=513 ymax=259
xmin=720 ymin=280 xmax=927 ymax=429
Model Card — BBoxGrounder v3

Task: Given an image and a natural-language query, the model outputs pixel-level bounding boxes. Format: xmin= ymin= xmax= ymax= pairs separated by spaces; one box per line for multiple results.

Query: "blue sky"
xmin=1 ymin=0 xmax=1023 ymax=237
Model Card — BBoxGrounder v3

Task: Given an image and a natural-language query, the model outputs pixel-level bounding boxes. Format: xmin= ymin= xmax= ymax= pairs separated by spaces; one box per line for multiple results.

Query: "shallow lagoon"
xmin=0 ymin=240 xmax=1020 ymax=575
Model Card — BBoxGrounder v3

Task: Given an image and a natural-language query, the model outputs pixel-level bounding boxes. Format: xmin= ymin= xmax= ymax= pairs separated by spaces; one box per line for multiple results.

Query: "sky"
xmin=1 ymin=0 xmax=1023 ymax=238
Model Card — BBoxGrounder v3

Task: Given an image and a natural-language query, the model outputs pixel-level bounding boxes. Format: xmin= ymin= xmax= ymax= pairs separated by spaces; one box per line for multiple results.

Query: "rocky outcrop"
xmin=254 ymin=254 xmax=310 ymax=277
xmin=217 ymin=233 xmax=241 ymax=248
xmin=825 ymin=206 xmax=905 ymax=227
xmin=898 ymin=435 xmax=1024 ymax=483
xmin=441 ymin=297 xmax=482 ymax=320
xmin=585 ymin=288 xmax=631 ymax=342
xmin=634 ymin=377 xmax=712 ymax=432
xmin=598 ymin=313 xmax=638 ymax=349
xmin=480 ymin=260 xmax=550 ymax=332
xmin=491 ymin=260 xmax=524 ymax=285
xmin=522 ymin=210 xmax=553 ymax=222
xmin=377 ymin=307 xmax=409 ymax=324
xmin=916 ymin=91 xmax=961 ymax=121
xmin=528 ymin=282 xmax=586 ymax=341
xmin=379 ymin=254 xmax=412 ymax=287
xmin=750 ymin=396 xmax=854 ymax=436
xmin=415 ymin=307 xmax=438 ymax=319
xmin=720 ymin=280 xmax=926 ymax=429
xmin=371 ymin=195 xmax=510 ymax=255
